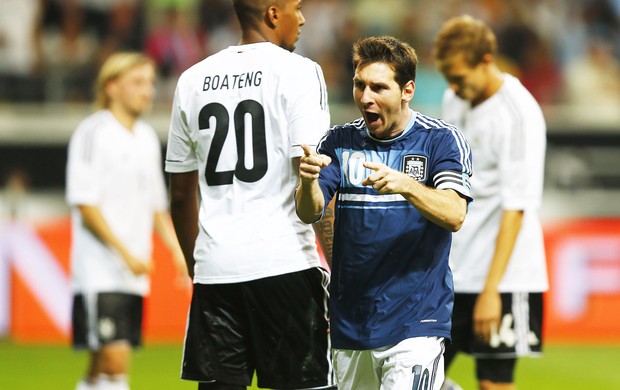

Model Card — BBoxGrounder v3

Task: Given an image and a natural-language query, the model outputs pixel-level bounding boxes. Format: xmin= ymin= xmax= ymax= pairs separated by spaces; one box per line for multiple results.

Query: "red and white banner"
xmin=0 ymin=217 xmax=191 ymax=344
xmin=1 ymin=216 xmax=619 ymax=344
xmin=543 ymin=218 xmax=620 ymax=343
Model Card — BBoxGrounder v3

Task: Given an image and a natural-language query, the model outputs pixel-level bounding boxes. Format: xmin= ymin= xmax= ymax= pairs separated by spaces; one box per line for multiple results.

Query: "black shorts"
xmin=444 ymin=293 xmax=543 ymax=383
xmin=72 ymin=292 xmax=143 ymax=351
xmin=181 ymin=267 xmax=334 ymax=389
xmin=445 ymin=292 xmax=543 ymax=380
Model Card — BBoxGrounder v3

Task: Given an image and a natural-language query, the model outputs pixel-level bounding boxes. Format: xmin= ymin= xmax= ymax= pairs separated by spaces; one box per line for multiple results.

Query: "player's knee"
xmin=478 ymin=380 xmax=515 ymax=390
xmin=97 ymin=343 xmax=131 ymax=375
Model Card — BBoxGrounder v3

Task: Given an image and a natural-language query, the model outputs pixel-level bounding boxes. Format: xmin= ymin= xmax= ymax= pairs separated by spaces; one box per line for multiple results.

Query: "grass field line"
xmin=1 ymin=340 xmax=619 ymax=389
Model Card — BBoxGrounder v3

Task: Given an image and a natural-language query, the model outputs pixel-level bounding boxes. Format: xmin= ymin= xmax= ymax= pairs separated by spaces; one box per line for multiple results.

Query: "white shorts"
xmin=333 ymin=337 xmax=445 ymax=390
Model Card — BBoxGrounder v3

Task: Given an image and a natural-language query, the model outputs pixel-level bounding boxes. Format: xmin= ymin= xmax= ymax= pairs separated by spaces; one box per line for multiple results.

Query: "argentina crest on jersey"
xmin=403 ymin=155 xmax=427 ymax=181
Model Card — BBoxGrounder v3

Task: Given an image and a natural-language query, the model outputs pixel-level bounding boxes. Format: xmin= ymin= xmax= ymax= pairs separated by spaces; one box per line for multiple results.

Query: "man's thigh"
xmin=181 ymin=268 xmax=334 ymax=389
xmin=72 ymin=292 xmax=143 ymax=351
xmin=334 ymin=337 xmax=445 ymax=390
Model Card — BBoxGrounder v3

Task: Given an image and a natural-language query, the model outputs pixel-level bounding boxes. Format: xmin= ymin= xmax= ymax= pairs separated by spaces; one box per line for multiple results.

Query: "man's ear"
xmin=402 ymin=80 xmax=415 ymax=102
xmin=265 ymin=5 xmax=279 ymax=28
xmin=105 ymin=79 xmax=118 ymax=101
xmin=481 ymin=52 xmax=494 ymax=66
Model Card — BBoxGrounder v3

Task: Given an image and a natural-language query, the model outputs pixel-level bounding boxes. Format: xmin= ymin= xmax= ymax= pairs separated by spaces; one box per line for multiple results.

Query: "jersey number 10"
xmin=199 ymin=100 xmax=268 ymax=186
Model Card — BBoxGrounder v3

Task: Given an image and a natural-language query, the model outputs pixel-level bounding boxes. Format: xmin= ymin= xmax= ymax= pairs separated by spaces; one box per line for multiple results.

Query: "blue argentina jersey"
xmin=317 ymin=111 xmax=472 ymax=350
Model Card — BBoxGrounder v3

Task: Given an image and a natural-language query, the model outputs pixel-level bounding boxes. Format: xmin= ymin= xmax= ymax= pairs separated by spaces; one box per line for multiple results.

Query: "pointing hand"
xmin=299 ymin=144 xmax=331 ymax=183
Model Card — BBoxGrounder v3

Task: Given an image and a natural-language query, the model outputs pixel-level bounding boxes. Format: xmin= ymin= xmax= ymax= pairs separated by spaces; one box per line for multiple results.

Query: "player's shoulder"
xmin=502 ymin=73 xmax=529 ymax=93
xmin=330 ymin=117 xmax=365 ymax=134
xmin=414 ymin=111 xmax=460 ymax=135
xmin=501 ymin=74 xmax=542 ymax=110
xmin=177 ymin=43 xmax=320 ymax=86
xmin=77 ymin=110 xmax=111 ymax=127
xmin=271 ymin=47 xmax=323 ymax=78
xmin=441 ymin=88 xmax=469 ymax=116
xmin=72 ymin=110 xmax=111 ymax=139
xmin=134 ymin=119 xmax=158 ymax=139
xmin=259 ymin=42 xmax=318 ymax=64
xmin=290 ymin=50 xmax=321 ymax=68
xmin=176 ymin=54 xmax=211 ymax=85
xmin=318 ymin=118 xmax=365 ymax=145
xmin=175 ymin=45 xmax=235 ymax=84
xmin=412 ymin=112 xmax=470 ymax=153
xmin=496 ymin=74 xmax=546 ymax=128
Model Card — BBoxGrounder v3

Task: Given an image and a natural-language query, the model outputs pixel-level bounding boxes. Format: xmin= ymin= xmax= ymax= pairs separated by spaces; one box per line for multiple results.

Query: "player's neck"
xmin=109 ymin=106 xmax=138 ymax=132
xmin=239 ymin=28 xmax=271 ymax=45
xmin=472 ymin=66 xmax=504 ymax=107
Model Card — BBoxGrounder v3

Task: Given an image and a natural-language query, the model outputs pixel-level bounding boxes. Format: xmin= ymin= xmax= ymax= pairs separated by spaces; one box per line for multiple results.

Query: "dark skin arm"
xmin=169 ymin=171 xmax=199 ymax=279
xmin=294 ymin=155 xmax=335 ymax=269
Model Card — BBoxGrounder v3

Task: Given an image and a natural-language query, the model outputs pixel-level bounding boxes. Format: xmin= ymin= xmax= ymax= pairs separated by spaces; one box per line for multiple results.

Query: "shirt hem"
xmin=332 ymin=331 xmax=451 ymax=350
xmin=192 ymin=262 xmax=322 ymax=284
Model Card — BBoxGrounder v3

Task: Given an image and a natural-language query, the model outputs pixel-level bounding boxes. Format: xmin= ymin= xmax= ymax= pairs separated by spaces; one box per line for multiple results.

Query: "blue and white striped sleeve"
xmin=432 ymin=123 xmax=473 ymax=201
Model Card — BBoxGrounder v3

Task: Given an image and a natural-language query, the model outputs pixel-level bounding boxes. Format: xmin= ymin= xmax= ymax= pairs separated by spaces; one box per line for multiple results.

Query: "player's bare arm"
xmin=474 ymin=209 xmax=524 ymax=343
xmin=313 ymin=197 xmax=335 ymax=268
xmin=169 ymin=171 xmax=199 ymax=279
xmin=77 ymin=204 xmax=152 ymax=275
xmin=295 ymin=144 xmax=331 ymax=224
xmin=154 ymin=210 xmax=190 ymax=286
xmin=362 ymin=161 xmax=467 ymax=232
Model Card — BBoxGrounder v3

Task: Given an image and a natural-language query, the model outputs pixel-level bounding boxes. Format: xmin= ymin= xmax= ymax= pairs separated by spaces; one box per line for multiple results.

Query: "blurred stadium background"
xmin=1 ymin=0 xmax=620 ymax=388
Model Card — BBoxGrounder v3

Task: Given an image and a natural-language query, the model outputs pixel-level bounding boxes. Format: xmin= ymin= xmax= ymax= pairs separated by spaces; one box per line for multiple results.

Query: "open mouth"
xmin=365 ymin=111 xmax=380 ymax=125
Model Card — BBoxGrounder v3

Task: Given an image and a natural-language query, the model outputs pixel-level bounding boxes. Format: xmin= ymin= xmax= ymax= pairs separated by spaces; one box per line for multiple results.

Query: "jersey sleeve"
xmin=287 ymin=60 xmax=330 ymax=158
xmin=66 ymin=123 xmax=102 ymax=206
xmin=498 ymin=104 xmax=546 ymax=210
xmin=430 ymin=127 xmax=473 ymax=201
xmin=165 ymin=83 xmax=198 ymax=173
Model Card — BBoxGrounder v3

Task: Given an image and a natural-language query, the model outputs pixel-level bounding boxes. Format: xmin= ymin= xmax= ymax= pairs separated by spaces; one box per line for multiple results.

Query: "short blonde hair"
xmin=94 ymin=52 xmax=155 ymax=109
xmin=433 ymin=15 xmax=497 ymax=67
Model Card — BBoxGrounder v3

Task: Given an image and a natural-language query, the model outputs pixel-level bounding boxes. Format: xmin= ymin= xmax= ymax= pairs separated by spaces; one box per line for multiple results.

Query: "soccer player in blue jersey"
xmin=296 ymin=36 xmax=473 ymax=390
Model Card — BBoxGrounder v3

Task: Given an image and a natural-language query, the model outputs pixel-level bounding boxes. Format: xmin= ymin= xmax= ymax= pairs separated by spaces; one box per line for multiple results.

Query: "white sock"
xmin=97 ymin=374 xmax=130 ymax=390
xmin=75 ymin=378 xmax=98 ymax=390
xmin=441 ymin=377 xmax=464 ymax=390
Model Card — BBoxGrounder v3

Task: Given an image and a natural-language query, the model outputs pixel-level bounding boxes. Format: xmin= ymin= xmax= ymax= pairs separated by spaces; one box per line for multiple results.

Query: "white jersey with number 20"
xmin=165 ymin=42 xmax=330 ymax=284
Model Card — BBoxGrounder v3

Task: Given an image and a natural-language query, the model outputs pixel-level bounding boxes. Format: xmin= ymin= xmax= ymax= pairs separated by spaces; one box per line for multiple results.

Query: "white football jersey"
xmin=165 ymin=42 xmax=330 ymax=284
xmin=66 ymin=110 xmax=168 ymax=295
xmin=442 ymin=74 xmax=548 ymax=292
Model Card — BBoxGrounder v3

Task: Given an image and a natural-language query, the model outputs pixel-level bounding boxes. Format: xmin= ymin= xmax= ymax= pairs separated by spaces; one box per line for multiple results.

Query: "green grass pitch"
xmin=1 ymin=340 xmax=619 ymax=389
